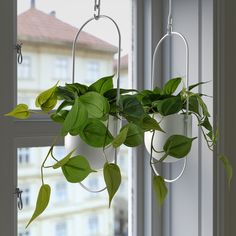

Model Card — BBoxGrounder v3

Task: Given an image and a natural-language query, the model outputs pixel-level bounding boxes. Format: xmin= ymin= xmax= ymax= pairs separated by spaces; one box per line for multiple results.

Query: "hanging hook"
xmin=94 ymin=0 xmax=101 ymax=20
xmin=167 ymin=0 xmax=173 ymax=34
xmin=15 ymin=42 xmax=23 ymax=64
xmin=15 ymin=188 xmax=23 ymax=210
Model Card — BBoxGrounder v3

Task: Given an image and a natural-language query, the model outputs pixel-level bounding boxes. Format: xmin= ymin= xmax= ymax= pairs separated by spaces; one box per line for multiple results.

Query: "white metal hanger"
xmin=150 ymin=0 xmax=190 ymax=183
xmin=71 ymin=0 xmax=121 ymax=193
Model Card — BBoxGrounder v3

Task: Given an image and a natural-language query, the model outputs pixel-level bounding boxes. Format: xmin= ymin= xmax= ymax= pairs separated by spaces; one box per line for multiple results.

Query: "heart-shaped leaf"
xmin=200 ymin=116 xmax=212 ymax=131
xmin=26 ymin=184 xmax=51 ymax=228
xmin=196 ymin=95 xmax=210 ymax=117
xmin=153 ymin=176 xmax=168 ymax=206
xmin=89 ymin=75 xmax=114 ymax=95
xmin=5 ymin=104 xmax=30 ymax=119
xmin=79 ymin=92 xmax=110 ymax=119
xmin=123 ymin=123 xmax=144 ymax=147
xmin=119 ymin=95 xmax=145 ymax=122
xmin=103 ymin=163 xmax=121 ymax=207
xmin=53 ymin=147 xmax=78 ymax=169
xmin=141 ymin=115 xmax=165 ymax=132
xmin=163 ymin=135 xmax=196 ymax=158
xmin=62 ymin=156 xmax=96 ymax=183
xmin=62 ymin=98 xmax=88 ymax=136
xmin=80 ymin=119 xmax=113 ymax=147
xmin=112 ymin=124 xmax=130 ymax=148
xmin=154 ymin=96 xmax=183 ymax=116
xmin=35 ymin=82 xmax=58 ymax=112
xmin=162 ymin=77 xmax=182 ymax=95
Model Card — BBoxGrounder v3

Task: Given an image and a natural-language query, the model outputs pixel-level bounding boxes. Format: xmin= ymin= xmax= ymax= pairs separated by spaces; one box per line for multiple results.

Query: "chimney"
xmin=50 ymin=11 xmax=56 ymax=17
xmin=31 ymin=0 xmax=36 ymax=8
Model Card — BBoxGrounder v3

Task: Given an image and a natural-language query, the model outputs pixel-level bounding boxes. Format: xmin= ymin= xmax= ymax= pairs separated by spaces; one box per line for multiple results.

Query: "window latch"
xmin=15 ymin=188 xmax=23 ymax=210
xmin=15 ymin=42 xmax=23 ymax=64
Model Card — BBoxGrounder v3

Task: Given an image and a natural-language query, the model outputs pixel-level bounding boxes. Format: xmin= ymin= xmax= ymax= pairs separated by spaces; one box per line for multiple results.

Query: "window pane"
xmin=17 ymin=145 xmax=130 ymax=236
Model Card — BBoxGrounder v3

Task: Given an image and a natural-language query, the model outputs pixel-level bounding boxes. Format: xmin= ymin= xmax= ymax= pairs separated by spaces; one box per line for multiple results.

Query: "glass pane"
xmin=17 ymin=0 xmax=132 ymax=108
xmin=17 ymin=145 xmax=130 ymax=236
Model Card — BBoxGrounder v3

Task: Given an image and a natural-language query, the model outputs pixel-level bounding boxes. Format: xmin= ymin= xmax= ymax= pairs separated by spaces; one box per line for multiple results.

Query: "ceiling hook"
xmin=15 ymin=188 xmax=23 ymax=210
xmin=167 ymin=0 xmax=173 ymax=34
xmin=94 ymin=0 xmax=101 ymax=20
xmin=15 ymin=42 xmax=23 ymax=64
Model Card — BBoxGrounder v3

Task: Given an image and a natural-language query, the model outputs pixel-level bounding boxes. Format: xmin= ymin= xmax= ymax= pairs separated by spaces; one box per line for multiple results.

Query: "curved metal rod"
xmin=72 ymin=15 xmax=121 ymax=105
xmin=150 ymin=132 xmax=187 ymax=183
xmin=150 ymin=31 xmax=190 ymax=183
xmin=152 ymin=31 xmax=189 ymax=113
xmin=151 ymin=157 xmax=187 ymax=183
xmin=71 ymin=15 xmax=121 ymax=193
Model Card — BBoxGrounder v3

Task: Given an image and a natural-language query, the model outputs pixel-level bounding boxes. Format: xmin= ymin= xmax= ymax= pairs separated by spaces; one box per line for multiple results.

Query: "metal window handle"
xmin=15 ymin=188 xmax=23 ymax=210
xmin=15 ymin=42 xmax=23 ymax=64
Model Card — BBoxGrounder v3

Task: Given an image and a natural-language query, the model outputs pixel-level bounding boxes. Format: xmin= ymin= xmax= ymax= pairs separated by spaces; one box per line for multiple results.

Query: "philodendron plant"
xmin=5 ymin=75 xmax=233 ymax=226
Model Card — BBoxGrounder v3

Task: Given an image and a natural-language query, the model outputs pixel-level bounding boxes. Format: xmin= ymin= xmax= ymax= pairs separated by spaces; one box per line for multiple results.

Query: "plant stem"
xmin=40 ymin=136 xmax=58 ymax=185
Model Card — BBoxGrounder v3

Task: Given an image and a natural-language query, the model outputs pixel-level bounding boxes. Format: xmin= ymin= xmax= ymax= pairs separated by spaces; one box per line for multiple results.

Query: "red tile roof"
xmin=18 ymin=8 xmax=117 ymax=53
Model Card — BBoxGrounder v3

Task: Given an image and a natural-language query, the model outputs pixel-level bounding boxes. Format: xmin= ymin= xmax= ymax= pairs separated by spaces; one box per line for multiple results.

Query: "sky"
xmin=18 ymin=0 xmax=132 ymax=54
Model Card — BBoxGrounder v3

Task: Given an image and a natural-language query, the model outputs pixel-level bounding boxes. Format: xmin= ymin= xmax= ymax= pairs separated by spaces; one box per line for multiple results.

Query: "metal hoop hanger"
xmin=150 ymin=0 xmax=190 ymax=183
xmin=71 ymin=0 xmax=121 ymax=193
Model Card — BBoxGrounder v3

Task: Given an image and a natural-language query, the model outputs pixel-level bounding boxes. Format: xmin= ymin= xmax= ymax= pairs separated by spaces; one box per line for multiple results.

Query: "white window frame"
xmin=0 ymin=0 xmax=235 ymax=236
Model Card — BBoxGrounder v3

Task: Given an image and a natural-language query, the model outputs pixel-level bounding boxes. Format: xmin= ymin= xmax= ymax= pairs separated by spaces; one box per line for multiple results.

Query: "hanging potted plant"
xmin=5 ymin=75 xmax=233 ymax=225
xmin=4 ymin=0 xmax=233 ymax=228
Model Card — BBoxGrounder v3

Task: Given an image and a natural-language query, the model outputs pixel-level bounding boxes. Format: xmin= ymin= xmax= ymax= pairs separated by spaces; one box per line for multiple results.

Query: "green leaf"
xmin=35 ymin=82 xmax=58 ymax=112
xmin=219 ymin=155 xmax=233 ymax=187
xmin=119 ymin=95 xmax=145 ymax=122
xmin=79 ymin=92 xmax=110 ymax=119
xmin=188 ymin=95 xmax=200 ymax=115
xmin=80 ymin=119 xmax=113 ymax=147
xmin=153 ymin=176 xmax=168 ymax=207
xmin=103 ymin=162 xmax=121 ymax=207
xmin=196 ymin=95 xmax=210 ymax=117
xmin=64 ymin=83 xmax=88 ymax=96
xmin=112 ymin=124 xmax=130 ymax=148
xmin=53 ymin=147 xmax=78 ymax=169
xmin=104 ymin=88 xmax=138 ymax=101
xmin=188 ymin=81 xmax=211 ymax=91
xmin=62 ymin=156 xmax=95 ymax=183
xmin=56 ymin=100 xmax=73 ymax=113
xmin=162 ymin=77 xmax=182 ymax=95
xmin=61 ymin=98 xmax=88 ymax=136
xmin=163 ymin=135 xmax=197 ymax=158
xmin=50 ymin=110 xmax=69 ymax=123
xmin=5 ymin=104 xmax=30 ymax=119
xmin=89 ymin=75 xmax=114 ymax=95
xmin=154 ymin=96 xmax=183 ymax=116
xmin=123 ymin=123 xmax=144 ymax=147
xmin=141 ymin=115 xmax=165 ymax=132
xmin=56 ymin=86 xmax=75 ymax=101
xmin=200 ymin=117 xmax=212 ymax=131
xmin=26 ymin=184 xmax=51 ymax=228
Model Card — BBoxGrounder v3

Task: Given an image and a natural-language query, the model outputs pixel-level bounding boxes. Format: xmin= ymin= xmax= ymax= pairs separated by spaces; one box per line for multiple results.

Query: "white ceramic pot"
xmin=144 ymin=113 xmax=192 ymax=163
xmin=65 ymin=116 xmax=117 ymax=170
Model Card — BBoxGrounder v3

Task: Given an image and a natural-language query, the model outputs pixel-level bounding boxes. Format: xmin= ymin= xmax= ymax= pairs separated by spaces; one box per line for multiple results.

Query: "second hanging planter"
xmin=144 ymin=113 xmax=192 ymax=163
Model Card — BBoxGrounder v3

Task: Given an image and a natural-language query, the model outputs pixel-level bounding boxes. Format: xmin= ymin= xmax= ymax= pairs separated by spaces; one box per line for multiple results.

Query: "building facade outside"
xmin=17 ymin=7 xmax=129 ymax=236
